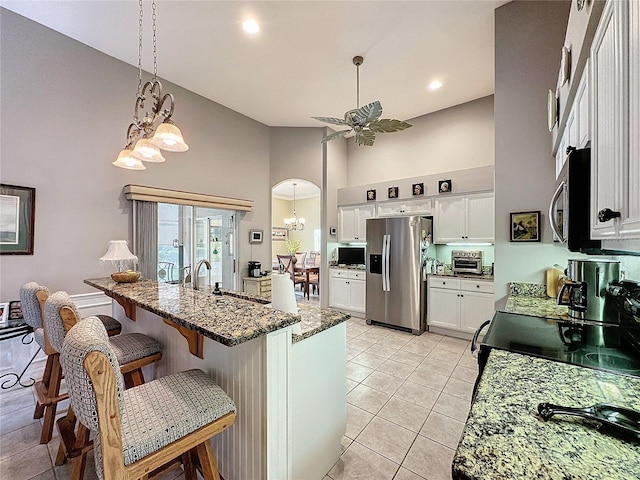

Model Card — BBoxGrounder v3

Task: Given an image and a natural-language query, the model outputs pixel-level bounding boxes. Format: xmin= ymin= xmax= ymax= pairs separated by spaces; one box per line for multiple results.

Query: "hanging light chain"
xmin=152 ymin=0 xmax=158 ymax=79
xmin=356 ymin=62 xmax=360 ymax=109
xmin=137 ymin=0 xmax=144 ymax=96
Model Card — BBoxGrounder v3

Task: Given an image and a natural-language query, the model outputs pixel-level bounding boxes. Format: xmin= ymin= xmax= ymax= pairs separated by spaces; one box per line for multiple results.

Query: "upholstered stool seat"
xmin=62 ymin=317 xmax=236 ymax=480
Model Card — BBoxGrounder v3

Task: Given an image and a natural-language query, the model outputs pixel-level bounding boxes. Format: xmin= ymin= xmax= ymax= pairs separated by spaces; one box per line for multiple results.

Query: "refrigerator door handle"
xmin=385 ymin=234 xmax=391 ymax=292
xmin=382 ymin=234 xmax=388 ymax=291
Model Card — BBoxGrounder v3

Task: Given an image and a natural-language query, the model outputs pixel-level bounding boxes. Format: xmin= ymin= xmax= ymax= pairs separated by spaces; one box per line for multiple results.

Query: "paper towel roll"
xmin=271 ymin=273 xmax=299 ymax=314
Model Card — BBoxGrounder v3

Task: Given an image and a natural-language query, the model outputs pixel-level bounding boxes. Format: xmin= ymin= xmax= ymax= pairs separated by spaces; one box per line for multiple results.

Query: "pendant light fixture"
xmin=312 ymin=56 xmax=412 ymax=146
xmin=284 ymin=183 xmax=305 ymax=231
xmin=113 ymin=0 xmax=189 ymax=170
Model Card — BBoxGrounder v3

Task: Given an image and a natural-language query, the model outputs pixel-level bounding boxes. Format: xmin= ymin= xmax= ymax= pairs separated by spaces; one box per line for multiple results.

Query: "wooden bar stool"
xmin=19 ymin=282 xmax=122 ymax=444
xmin=61 ymin=316 xmax=236 ymax=480
xmin=44 ymin=291 xmax=163 ymax=480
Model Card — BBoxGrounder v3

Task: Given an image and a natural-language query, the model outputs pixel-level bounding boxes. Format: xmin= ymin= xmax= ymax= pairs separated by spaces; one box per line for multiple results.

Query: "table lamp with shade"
xmin=100 ymin=240 xmax=141 ymax=283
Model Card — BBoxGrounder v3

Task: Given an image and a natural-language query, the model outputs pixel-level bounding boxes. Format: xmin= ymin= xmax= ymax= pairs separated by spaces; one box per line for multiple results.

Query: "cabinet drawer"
xmin=429 ymin=277 xmax=461 ymax=290
xmin=460 ymin=280 xmax=494 ymax=294
xmin=331 ymin=269 xmax=349 ymax=278
xmin=349 ymin=271 xmax=366 ymax=280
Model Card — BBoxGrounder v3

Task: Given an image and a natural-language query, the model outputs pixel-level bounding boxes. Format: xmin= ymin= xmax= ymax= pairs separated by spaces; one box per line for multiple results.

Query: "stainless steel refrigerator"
xmin=366 ymin=216 xmax=431 ymax=334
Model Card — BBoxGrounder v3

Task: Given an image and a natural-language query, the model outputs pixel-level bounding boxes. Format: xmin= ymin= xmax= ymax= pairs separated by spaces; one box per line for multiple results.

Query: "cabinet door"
xmin=330 ymin=276 xmax=350 ymax=309
xmin=404 ymin=198 xmax=433 ymax=216
xmin=434 ymin=196 xmax=466 ymax=243
xmin=577 ymin=61 xmax=590 ymax=148
xmin=355 ymin=205 xmax=376 ymax=241
xmin=428 ymin=288 xmax=460 ymax=330
xmin=460 ymin=291 xmax=494 ymax=334
xmin=377 ymin=201 xmax=404 ymax=217
xmin=466 ymin=193 xmax=494 ymax=243
xmin=338 ymin=207 xmax=357 ymax=243
xmin=591 ymin=0 xmax=625 ymax=239
xmin=349 ymin=279 xmax=366 ymax=314
xmin=621 ymin=0 xmax=640 ymax=237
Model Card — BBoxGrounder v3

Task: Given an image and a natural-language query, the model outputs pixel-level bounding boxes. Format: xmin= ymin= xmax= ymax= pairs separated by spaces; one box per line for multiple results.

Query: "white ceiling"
xmin=272 ymin=179 xmax=320 ymax=200
xmin=1 ymin=0 xmax=508 ymax=128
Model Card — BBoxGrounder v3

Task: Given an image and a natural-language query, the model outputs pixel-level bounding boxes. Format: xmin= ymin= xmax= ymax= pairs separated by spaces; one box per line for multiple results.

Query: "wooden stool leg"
xmin=40 ymin=355 xmax=63 ymax=444
xmin=55 ymin=406 xmax=77 ymax=465
xmin=182 ymin=450 xmax=196 ymax=480
xmin=69 ymin=424 xmax=90 ymax=480
xmin=196 ymin=440 xmax=220 ymax=480
xmin=123 ymin=368 xmax=145 ymax=389
xmin=34 ymin=355 xmax=55 ymax=419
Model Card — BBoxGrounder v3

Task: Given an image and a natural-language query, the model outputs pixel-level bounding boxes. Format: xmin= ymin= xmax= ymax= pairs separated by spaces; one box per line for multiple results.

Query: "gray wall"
xmin=494 ymin=1 xmax=573 ymax=300
xmin=346 ymin=95 xmax=494 ymax=186
xmin=0 ymin=9 xmax=271 ymax=298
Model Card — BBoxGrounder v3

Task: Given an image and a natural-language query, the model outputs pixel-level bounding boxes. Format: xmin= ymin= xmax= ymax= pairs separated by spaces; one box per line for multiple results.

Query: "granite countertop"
xmin=504 ymin=282 xmax=569 ymax=320
xmin=85 ymin=277 xmax=300 ymax=347
xmin=330 ymin=264 xmax=366 ymax=271
xmin=453 ymin=349 xmax=640 ymax=480
xmin=222 ymin=288 xmax=350 ymax=343
xmin=428 ymin=272 xmax=494 ymax=281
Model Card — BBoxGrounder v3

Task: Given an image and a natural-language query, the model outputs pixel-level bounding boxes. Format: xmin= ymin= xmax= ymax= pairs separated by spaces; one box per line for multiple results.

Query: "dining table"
xmin=295 ymin=265 xmax=319 ymax=299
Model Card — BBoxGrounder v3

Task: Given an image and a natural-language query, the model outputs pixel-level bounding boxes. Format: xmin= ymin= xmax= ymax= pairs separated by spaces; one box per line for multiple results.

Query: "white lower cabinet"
xmin=329 ymin=269 xmax=366 ymax=314
xmin=428 ymin=277 xmax=494 ymax=334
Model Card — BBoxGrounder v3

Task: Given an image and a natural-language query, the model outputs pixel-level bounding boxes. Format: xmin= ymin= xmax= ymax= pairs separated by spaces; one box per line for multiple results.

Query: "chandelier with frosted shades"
xmin=113 ymin=0 xmax=189 ymax=170
xmin=284 ymin=183 xmax=305 ymax=231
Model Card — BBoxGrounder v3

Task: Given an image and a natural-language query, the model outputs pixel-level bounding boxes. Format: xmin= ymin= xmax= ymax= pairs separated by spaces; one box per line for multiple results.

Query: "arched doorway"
xmin=272 ymin=179 xmax=321 ymax=305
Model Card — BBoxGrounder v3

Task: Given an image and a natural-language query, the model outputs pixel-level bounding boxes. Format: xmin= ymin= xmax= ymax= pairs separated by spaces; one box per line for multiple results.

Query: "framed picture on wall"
xmin=272 ymin=227 xmax=288 ymax=242
xmin=412 ymin=183 xmax=424 ymax=196
xmin=510 ymin=211 xmax=541 ymax=242
xmin=249 ymin=229 xmax=264 ymax=244
xmin=366 ymin=189 xmax=376 ymax=201
xmin=0 ymin=184 xmax=35 ymax=255
xmin=388 ymin=187 xmax=399 ymax=199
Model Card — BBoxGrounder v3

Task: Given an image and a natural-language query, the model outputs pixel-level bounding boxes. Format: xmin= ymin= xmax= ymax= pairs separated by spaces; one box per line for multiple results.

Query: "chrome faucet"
xmin=193 ymin=259 xmax=211 ymax=290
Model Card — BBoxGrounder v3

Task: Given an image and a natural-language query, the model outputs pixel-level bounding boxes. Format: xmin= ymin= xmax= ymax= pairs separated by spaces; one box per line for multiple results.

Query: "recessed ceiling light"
xmin=428 ymin=80 xmax=442 ymax=91
xmin=242 ymin=19 xmax=260 ymax=35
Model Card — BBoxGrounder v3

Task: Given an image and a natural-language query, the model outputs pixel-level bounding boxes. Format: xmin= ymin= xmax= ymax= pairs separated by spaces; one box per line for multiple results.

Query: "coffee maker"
xmin=248 ymin=261 xmax=262 ymax=277
xmin=557 ymin=259 xmax=620 ymax=321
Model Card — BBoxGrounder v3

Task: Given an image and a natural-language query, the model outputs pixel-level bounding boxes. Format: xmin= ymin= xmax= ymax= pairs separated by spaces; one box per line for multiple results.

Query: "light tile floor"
xmin=0 ymin=315 xmax=477 ymax=480
xmin=323 ymin=317 xmax=477 ymax=480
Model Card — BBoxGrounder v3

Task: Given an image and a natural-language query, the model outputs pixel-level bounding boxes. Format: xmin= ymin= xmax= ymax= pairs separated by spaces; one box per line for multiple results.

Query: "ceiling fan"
xmin=312 ymin=56 xmax=412 ymax=146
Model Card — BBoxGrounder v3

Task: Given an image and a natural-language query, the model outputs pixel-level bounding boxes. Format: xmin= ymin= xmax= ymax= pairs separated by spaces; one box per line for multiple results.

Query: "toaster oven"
xmin=451 ymin=250 xmax=483 ymax=275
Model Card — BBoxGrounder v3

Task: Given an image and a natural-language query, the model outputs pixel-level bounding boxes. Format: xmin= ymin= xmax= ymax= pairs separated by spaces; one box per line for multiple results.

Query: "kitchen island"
xmin=85 ymin=277 xmax=349 ymax=480
xmin=453 ymin=349 xmax=640 ymax=480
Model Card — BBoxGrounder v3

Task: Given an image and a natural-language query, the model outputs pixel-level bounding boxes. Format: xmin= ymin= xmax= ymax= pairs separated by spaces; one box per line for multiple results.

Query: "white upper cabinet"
xmin=434 ymin=192 xmax=494 ymax=244
xmin=591 ymin=0 xmax=640 ymax=239
xmin=338 ymin=204 xmax=375 ymax=242
xmin=377 ymin=198 xmax=433 ymax=217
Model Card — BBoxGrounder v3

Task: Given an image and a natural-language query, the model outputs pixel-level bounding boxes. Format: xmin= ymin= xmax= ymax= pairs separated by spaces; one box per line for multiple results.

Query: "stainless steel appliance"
xmin=549 ymin=147 xmax=603 ymax=252
xmin=557 ymin=259 xmax=620 ymax=321
xmin=451 ymin=250 xmax=483 ymax=275
xmin=248 ymin=261 xmax=261 ymax=277
xmin=338 ymin=247 xmax=365 ymax=266
xmin=365 ymin=216 xmax=432 ymax=334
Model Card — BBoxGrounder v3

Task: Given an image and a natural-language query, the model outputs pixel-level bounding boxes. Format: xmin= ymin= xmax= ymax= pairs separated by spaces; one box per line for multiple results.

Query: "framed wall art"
xmin=249 ymin=229 xmax=264 ymax=244
xmin=366 ymin=189 xmax=376 ymax=201
xmin=388 ymin=187 xmax=399 ymax=199
xmin=438 ymin=179 xmax=452 ymax=194
xmin=510 ymin=211 xmax=541 ymax=242
xmin=0 ymin=184 xmax=35 ymax=255
xmin=272 ymin=227 xmax=288 ymax=242
xmin=412 ymin=183 xmax=424 ymax=196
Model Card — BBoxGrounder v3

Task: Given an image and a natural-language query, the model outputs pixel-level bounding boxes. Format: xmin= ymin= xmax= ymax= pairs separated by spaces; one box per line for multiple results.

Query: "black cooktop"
xmin=480 ymin=311 xmax=640 ymax=378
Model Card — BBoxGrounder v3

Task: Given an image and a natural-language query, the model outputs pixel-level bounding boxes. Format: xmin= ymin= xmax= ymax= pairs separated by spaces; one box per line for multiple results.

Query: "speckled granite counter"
xmin=504 ymin=295 xmax=569 ymax=320
xmin=453 ymin=349 xmax=640 ymax=480
xmin=85 ymin=277 xmax=300 ymax=347
xmin=292 ymin=303 xmax=350 ymax=343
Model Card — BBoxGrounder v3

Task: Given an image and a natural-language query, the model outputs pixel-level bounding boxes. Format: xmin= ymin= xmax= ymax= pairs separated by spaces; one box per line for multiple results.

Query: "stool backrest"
xmin=44 ymin=291 xmax=82 ymax=353
xmin=61 ymin=316 xmax=125 ymax=480
xmin=19 ymin=282 xmax=49 ymax=329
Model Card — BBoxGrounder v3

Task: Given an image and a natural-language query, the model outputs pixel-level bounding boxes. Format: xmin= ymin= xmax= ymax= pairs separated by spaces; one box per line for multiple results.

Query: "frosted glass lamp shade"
xmin=100 ymin=240 xmax=138 ymax=272
xmin=131 ymin=138 xmax=166 ymax=163
xmin=150 ymin=122 xmax=189 ymax=152
xmin=113 ymin=148 xmax=146 ymax=170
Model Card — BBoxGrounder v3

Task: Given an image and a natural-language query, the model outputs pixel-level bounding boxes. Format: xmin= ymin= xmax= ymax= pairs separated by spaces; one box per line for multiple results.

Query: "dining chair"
xmin=309 ymin=253 xmax=321 ymax=294
xmin=294 ymin=252 xmax=307 ymax=267
xmin=19 ymin=282 xmax=122 ymax=444
xmin=277 ymin=254 xmax=306 ymax=291
xmin=44 ymin=291 xmax=164 ymax=480
xmin=60 ymin=316 xmax=236 ymax=480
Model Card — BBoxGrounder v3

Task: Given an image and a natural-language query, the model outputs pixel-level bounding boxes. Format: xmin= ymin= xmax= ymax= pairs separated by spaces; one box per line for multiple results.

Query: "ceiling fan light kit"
xmin=312 ymin=56 xmax=412 ymax=146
